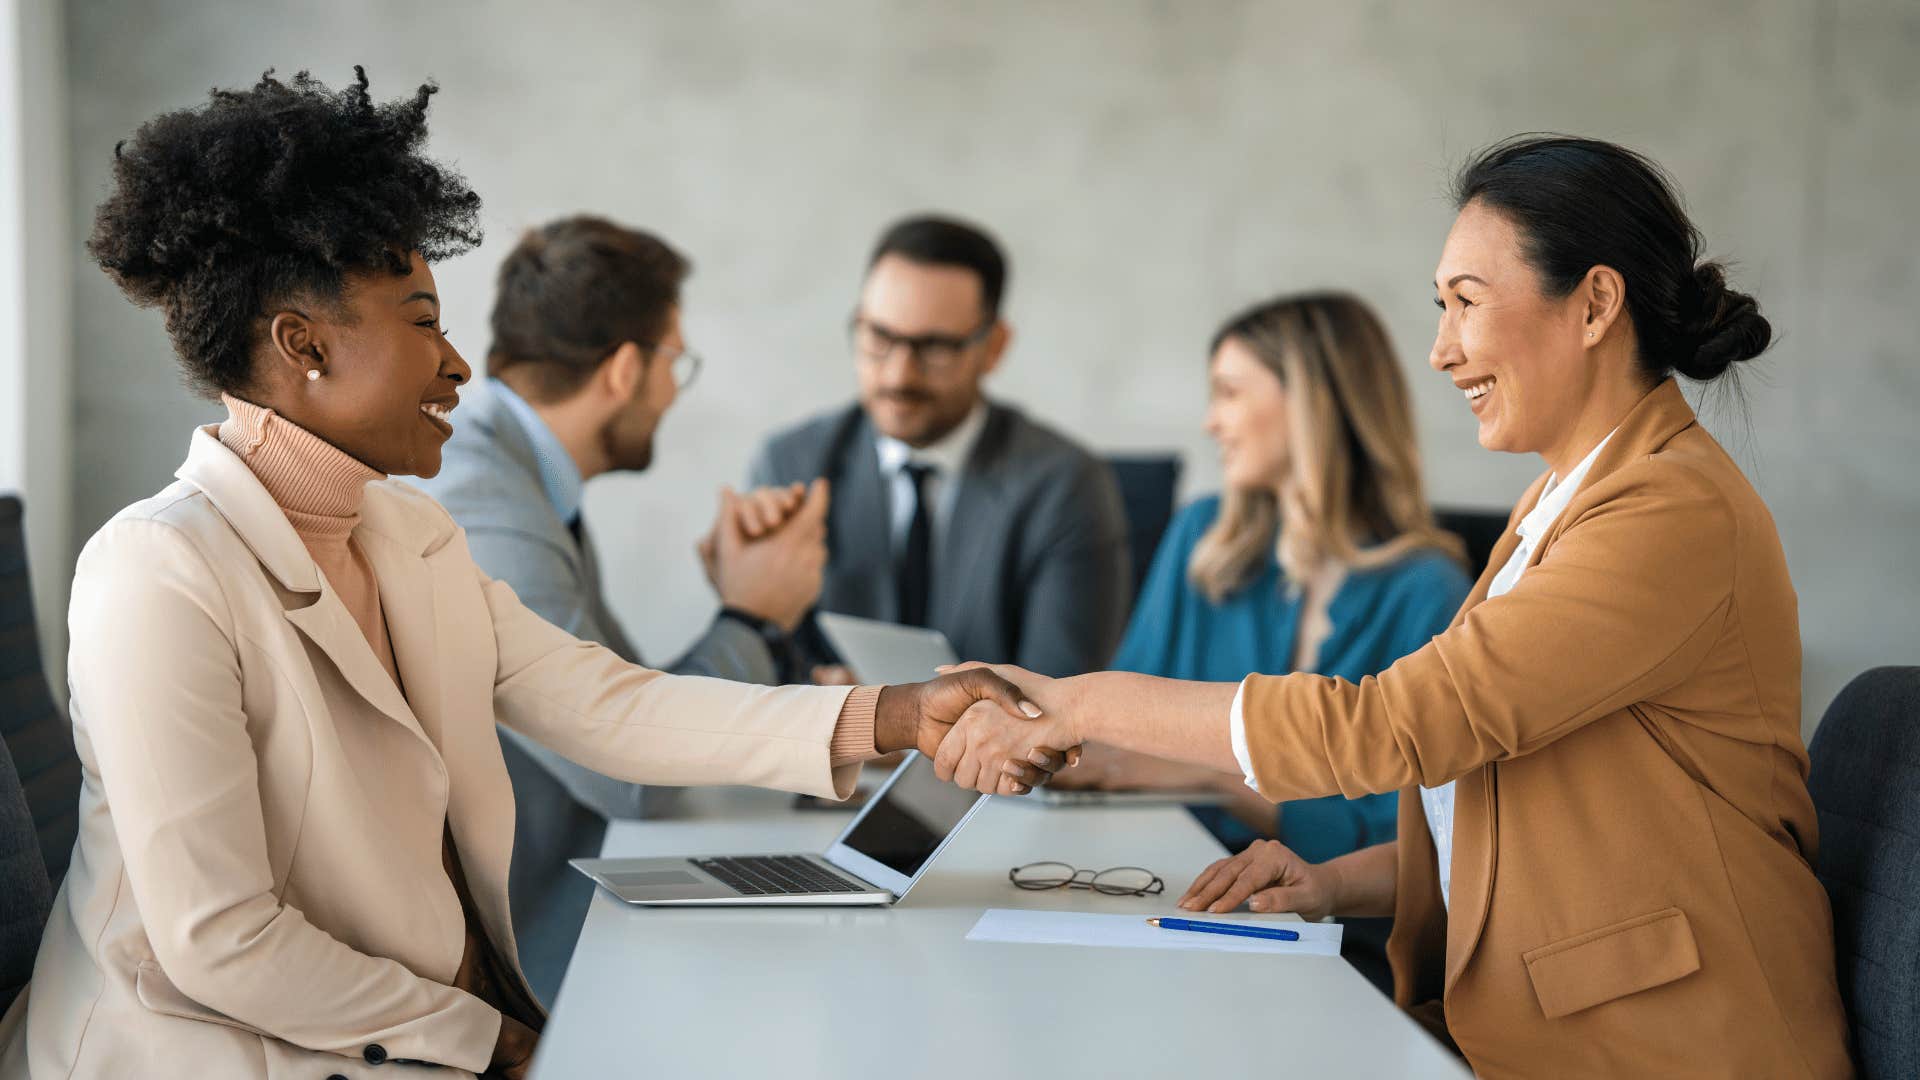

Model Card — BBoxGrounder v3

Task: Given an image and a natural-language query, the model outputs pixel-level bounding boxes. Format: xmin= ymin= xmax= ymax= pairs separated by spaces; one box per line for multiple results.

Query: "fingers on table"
xmin=1179 ymin=855 xmax=1238 ymax=909
xmin=1246 ymin=886 xmax=1298 ymax=914
xmin=1206 ymin=863 xmax=1280 ymax=914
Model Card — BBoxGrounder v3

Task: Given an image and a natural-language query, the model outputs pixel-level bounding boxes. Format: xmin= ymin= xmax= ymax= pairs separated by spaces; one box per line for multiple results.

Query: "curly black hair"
xmin=87 ymin=66 xmax=483 ymax=398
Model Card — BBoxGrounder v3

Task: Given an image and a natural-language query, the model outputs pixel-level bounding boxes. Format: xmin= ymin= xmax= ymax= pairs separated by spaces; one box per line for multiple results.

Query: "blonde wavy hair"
xmin=1189 ymin=292 xmax=1462 ymax=601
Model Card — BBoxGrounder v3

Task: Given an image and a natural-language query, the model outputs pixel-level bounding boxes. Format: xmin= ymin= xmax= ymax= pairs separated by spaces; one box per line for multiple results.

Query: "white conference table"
xmin=534 ymin=782 xmax=1467 ymax=1079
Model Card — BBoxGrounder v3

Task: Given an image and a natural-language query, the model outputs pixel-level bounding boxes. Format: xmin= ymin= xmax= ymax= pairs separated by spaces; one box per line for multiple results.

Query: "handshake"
xmin=872 ymin=664 xmax=1085 ymax=796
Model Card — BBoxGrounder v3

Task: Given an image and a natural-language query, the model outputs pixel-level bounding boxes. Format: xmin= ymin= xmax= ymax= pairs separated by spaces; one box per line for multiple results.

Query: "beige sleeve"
xmin=482 ymin=570 xmax=863 ymax=800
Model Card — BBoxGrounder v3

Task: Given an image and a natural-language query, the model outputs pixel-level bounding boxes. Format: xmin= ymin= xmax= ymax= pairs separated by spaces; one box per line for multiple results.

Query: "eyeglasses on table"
xmin=1008 ymin=861 xmax=1164 ymax=897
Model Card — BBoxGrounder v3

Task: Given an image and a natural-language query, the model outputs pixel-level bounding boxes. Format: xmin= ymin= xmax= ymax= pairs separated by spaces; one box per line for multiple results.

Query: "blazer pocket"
xmin=134 ymin=960 xmax=267 ymax=1037
xmin=1521 ymin=907 xmax=1701 ymax=1019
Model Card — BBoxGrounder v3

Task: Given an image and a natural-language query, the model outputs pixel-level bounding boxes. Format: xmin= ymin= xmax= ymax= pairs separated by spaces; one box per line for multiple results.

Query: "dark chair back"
xmin=0 ymin=495 xmax=80 ymax=888
xmin=1807 ymin=666 xmax=1920 ymax=1080
xmin=0 ymin=731 xmax=51 ymax=1014
xmin=1434 ymin=506 xmax=1508 ymax=578
xmin=1104 ymin=455 xmax=1182 ymax=601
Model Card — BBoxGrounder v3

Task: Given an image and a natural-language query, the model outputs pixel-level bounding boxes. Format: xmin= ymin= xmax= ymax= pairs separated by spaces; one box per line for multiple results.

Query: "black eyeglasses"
xmin=654 ymin=343 xmax=702 ymax=390
xmin=848 ymin=315 xmax=992 ymax=375
xmin=1008 ymin=861 xmax=1165 ymax=897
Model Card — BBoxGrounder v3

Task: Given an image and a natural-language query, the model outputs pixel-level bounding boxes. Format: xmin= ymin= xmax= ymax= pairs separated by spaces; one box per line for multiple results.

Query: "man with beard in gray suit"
xmin=418 ymin=216 xmax=827 ymax=1004
xmin=751 ymin=215 xmax=1131 ymax=679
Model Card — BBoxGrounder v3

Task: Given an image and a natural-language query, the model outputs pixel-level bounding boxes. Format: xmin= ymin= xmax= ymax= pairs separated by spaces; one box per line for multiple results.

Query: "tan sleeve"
xmin=829 ymin=685 xmax=883 ymax=766
xmin=1243 ymin=461 xmax=1737 ymax=800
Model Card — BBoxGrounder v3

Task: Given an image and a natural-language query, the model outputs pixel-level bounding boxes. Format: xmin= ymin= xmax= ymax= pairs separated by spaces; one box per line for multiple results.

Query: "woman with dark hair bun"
xmin=0 ymin=69 xmax=1047 ymax=1079
xmin=933 ymin=136 xmax=1851 ymax=1077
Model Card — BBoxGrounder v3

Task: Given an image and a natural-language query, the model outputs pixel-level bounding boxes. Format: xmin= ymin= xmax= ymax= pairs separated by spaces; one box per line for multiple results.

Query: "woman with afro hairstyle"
xmin=0 ymin=69 xmax=1050 ymax=1079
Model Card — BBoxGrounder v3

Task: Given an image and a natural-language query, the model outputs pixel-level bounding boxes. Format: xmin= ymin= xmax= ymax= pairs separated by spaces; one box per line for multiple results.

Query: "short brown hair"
xmin=487 ymin=215 xmax=689 ymax=403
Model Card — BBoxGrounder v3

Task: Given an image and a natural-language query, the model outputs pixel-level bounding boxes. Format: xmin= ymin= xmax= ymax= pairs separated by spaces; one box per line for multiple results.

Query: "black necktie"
xmin=897 ymin=463 xmax=936 ymax=627
xmin=566 ymin=513 xmax=584 ymax=548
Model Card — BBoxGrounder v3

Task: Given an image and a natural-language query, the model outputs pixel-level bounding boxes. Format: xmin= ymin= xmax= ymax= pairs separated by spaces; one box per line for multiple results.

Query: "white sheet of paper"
xmin=965 ymin=909 xmax=1343 ymax=956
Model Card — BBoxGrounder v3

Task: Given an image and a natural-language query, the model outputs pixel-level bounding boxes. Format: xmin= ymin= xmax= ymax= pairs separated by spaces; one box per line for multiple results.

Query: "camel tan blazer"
xmin=2 ymin=426 xmax=862 ymax=1079
xmin=1242 ymin=380 xmax=1851 ymax=1078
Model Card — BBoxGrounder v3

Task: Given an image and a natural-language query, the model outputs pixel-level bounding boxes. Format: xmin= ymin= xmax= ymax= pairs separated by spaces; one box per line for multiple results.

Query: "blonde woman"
xmin=1059 ymin=293 xmax=1470 ymax=866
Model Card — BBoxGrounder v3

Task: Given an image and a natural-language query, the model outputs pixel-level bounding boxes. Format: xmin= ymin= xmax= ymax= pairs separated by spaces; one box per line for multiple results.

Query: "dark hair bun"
xmin=1676 ymin=262 xmax=1771 ymax=381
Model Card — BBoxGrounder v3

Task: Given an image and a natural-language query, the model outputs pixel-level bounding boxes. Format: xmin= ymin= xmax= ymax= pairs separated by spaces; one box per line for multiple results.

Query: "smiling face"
xmin=1204 ymin=335 xmax=1292 ymax=494
xmin=257 ymin=251 xmax=472 ymax=477
xmin=1428 ymin=201 xmax=1599 ymax=457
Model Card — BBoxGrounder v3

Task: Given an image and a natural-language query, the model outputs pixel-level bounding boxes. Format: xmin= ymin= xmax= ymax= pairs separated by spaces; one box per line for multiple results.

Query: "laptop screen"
xmin=837 ymin=754 xmax=983 ymax=878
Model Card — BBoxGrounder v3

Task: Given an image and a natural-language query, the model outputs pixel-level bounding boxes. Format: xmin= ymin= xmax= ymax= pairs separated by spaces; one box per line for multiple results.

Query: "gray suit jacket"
xmin=416 ymin=386 xmax=779 ymax=1003
xmin=751 ymin=402 xmax=1130 ymax=678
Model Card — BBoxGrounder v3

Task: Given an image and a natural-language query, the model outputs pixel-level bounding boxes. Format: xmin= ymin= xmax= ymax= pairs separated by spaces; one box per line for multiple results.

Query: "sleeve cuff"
xmin=1229 ymin=677 xmax=1261 ymax=792
xmin=829 ymin=685 xmax=882 ymax=767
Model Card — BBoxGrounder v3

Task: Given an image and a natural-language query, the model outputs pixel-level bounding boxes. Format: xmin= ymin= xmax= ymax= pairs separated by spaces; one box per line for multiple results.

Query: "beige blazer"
xmin=1242 ymin=381 xmax=1851 ymax=1079
xmin=2 ymin=426 xmax=860 ymax=1079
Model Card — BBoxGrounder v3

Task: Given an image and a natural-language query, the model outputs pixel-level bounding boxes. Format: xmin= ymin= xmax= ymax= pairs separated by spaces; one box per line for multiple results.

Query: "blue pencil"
xmin=1147 ymin=917 xmax=1300 ymax=942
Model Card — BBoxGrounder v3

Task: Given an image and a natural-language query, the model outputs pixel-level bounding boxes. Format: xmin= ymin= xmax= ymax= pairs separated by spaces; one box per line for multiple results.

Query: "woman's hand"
xmin=924 ymin=663 xmax=1086 ymax=795
xmin=1178 ymin=839 xmax=1339 ymax=919
xmin=873 ymin=668 xmax=1067 ymax=795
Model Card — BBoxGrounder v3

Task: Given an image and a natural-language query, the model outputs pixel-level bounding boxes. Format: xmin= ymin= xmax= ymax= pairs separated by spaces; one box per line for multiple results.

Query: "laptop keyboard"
xmin=690 ymin=855 xmax=868 ymax=896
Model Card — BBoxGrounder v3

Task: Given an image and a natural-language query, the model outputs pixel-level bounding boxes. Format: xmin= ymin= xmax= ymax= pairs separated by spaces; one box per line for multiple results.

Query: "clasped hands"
xmin=873 ymin=663 xmax=1084 ymax=797
xmin=874 ymin=666 xmax=1343 ymax=921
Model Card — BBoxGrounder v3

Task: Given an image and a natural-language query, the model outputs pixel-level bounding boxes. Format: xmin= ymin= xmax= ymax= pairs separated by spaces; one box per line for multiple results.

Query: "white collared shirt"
xmin=872 ymin=402 xmax=989 ymax=559
xmin=1227 ymin=429 xmax=1618 ymax=908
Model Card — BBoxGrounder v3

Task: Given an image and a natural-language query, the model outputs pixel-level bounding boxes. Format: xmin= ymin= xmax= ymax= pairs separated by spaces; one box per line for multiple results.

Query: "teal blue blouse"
xmin=1111 ymin=495 xmax=1471 ymax=863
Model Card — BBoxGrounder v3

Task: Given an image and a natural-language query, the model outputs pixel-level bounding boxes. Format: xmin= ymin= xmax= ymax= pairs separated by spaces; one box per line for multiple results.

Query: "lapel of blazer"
xmin=477 ymin=388 xmax=586 ymax=574
xmin=932 ymin=405 xmax=1013 ymax=641
xmin=827 ymin=411 xmax=898 ymax=620
xmin=177 ymin=427 xmax=435 ymax=747
xmin=1440 ymin=378 xmax=1700 ymax=994
xmin=1438 ymin=477 xmax=1535 ymax=994
xmin=356 ymin=521 xmax=447 ymax=750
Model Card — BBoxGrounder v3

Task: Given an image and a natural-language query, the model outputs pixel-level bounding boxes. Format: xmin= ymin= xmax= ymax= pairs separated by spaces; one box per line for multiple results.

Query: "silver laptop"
xmin=570 ymin=752 xmax=988 ymax=906
xmin=816 ymin=611 xmax=958 ymax=684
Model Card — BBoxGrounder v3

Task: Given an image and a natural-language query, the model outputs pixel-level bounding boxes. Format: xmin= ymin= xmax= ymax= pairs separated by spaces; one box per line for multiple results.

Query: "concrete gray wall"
xmin=59 ymin=0 xmax=1920 ymax=732
xmin=4 ymin=0 xmax=73 ymax=694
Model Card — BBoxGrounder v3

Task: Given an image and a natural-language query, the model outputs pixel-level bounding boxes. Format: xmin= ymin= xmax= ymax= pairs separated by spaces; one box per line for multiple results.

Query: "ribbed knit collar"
xmin=217 ymin=394 xmax=383 ymax=541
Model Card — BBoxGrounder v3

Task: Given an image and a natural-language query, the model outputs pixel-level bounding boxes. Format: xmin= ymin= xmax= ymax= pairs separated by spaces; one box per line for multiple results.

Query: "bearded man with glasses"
xmin=416 ymin=215 xmax=831 ymax=1005
xmin=751 ymin=214 xmax=1131 ymax=681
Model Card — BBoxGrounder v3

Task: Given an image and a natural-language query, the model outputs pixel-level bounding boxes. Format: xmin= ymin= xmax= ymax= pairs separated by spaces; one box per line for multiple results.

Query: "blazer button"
xmin=363 ymin=1043 xmax=389 ymax=1065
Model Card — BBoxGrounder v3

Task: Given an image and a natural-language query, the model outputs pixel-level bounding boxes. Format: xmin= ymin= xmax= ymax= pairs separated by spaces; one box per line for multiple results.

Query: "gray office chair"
xmin=1434 ymin=506 xmax=1508 ymax=578
xmin=1103 ymin=454 xmax=1181 ymax=600
xmin=0 ymin=495 xmax=80 ymax=889
xmin=0 ymin=731 xmax=51 ymax=1014
xmin=1807 ymin=666 xmax=1920 ymax=1080
xmin=0 ymin=495 xmax=62 ymax=1014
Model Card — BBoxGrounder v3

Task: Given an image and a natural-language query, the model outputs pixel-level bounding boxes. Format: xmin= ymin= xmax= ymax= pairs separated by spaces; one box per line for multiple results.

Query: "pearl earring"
xmin=306 ymin=368 xmax=321 ymax=381
xmin=1587 ymin=331 xmax=1595 ymax=338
